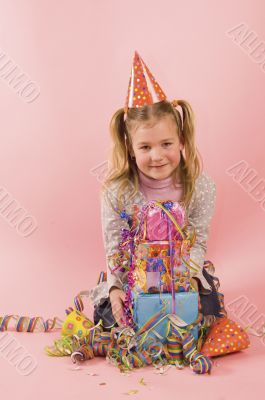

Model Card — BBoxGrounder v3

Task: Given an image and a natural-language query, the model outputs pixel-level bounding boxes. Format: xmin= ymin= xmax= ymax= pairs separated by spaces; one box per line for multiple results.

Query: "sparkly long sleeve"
xmin=187 ymin=173 xmax=217 ymax=293
xmin=100 ymin=184 xmax=129 ymax=293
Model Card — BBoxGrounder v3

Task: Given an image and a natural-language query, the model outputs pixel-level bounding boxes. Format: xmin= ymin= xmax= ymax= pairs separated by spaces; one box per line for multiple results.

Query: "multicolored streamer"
xmin=45 ymin=306 xmax=213 ymax=375
xmin=0 ymin=315 xmax=63 ymax=332
xmin=0 ymin=286 xmax=94 ymax=333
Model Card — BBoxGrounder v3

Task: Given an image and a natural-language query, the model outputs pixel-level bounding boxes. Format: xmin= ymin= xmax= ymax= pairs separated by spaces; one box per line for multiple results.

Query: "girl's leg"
xmin=93 ymin=297 xmax=119 ymax=331
xmin=198 ymin=260 xmax=227 ymax=319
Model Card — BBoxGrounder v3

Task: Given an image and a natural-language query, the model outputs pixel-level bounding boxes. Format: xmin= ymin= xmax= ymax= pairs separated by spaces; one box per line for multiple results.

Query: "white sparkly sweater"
xmin=100 ymin=170 xmax=217 ymax=297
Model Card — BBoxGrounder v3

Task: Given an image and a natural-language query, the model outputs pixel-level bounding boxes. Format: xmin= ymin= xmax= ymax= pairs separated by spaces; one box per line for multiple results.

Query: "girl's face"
xmin=129 ymin=115 xmax=184 ymax=180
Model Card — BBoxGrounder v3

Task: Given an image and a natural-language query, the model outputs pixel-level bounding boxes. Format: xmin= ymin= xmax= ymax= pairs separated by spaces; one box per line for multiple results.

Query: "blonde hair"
xmin=102 ymin=99 xmax=203 ymax=211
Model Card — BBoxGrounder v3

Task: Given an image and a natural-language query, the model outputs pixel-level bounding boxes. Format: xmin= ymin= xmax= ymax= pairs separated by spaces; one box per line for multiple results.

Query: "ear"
xmin=129 ymin=151 xmax=135 ymax=161
xmin=179 ymin=135 xmax=185 ymax=151
xmin=127 ymin=141 xmax=135 ymax=159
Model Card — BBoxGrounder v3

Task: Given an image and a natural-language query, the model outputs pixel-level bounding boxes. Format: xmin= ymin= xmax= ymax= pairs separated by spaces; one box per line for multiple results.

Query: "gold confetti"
xmin=126 ymin=390 xmax=139 ymax=395
xmin=139 ymin=377 xmax=147 ymax=385
xmin=99 ymin=382 xmax=106 ymax=386
xmin=121 ymin=371 xmax=131 ymax=376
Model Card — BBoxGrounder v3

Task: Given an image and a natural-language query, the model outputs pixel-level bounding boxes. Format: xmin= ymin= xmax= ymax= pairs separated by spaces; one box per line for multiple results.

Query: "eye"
xmin=140 ymin=145 xmax=150 ymax=150
xmin=163 ymin=142 xmax=172 ymax=147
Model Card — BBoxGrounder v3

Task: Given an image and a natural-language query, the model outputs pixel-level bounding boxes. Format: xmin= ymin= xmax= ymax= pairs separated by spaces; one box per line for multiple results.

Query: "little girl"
xmin=94 ymin=51 xmax=226 ymax=331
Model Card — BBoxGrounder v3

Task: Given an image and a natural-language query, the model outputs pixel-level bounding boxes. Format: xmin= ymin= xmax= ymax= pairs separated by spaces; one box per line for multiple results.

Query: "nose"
xmin=151 ymin=148 xmax=164 ymax=162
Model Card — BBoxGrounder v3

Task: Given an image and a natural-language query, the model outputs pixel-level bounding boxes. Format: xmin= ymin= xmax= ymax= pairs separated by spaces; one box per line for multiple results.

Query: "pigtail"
xmin=109 ymin=108 xmax=128 ymax=173
xmin=103 ymin=108 xmax=138 ymax=209
xmin=174 ymin=100 xmax=202 ymax=201
xmin=176 ymin=99 xmax=195 ymax=137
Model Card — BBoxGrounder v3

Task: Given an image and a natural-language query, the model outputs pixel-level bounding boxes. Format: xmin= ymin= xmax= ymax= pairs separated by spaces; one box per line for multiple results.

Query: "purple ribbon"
xmin=168 ymin=216 xmax=176 ymax=314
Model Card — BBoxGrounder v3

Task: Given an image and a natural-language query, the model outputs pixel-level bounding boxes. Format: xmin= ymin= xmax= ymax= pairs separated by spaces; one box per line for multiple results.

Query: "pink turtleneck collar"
xmin=138 ymin=169 xmax=183 ymax=202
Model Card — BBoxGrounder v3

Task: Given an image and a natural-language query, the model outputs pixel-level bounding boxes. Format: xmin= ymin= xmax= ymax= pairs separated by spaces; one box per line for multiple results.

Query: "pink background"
xmin=0 ymin=0 xmax=264 ymax=398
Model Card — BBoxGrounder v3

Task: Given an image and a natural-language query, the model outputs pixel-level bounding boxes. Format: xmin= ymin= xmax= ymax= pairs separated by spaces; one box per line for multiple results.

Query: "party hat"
xmin=124 ymin=51 xmax=167 ymax=113
xmin=201 ymin=317 xmax=250 ymax=357
xmin=61 ymin=310 xmax=94 ymax=338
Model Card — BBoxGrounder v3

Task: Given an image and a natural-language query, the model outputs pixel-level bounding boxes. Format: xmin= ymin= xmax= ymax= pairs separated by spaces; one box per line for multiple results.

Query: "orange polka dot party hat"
xmin=124 ymin=50 xmax=167 ymax=113
xmin=200 ymin=317 xmax=251 ymax=357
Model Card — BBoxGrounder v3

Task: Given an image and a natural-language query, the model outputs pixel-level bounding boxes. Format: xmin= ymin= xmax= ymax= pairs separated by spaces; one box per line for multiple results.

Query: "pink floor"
xmin=1 ymin=328 xmax=264 ymax=400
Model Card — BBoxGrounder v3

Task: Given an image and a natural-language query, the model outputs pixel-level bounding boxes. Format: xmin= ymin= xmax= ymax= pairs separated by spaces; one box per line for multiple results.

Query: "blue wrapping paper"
xmin=132 ymin=292 xmax=199 ymax=343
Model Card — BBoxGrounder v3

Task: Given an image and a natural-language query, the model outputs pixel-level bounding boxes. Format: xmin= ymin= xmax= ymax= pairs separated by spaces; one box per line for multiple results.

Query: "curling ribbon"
xmin=182 ymin=331 xmax=212 ymax=374
xmin=0 ymin=315 xmax=63 ymax=333
xmin=46 ymin=306 xmax=212 ymax=374
xmin=168 ymin=318 xmax=212 ymax=374
xmin=245 ymin=323 xmax=265 ymax=340
xmin=166 ymin=335 xmax=183 ymax=362
xmin=0 ymin=295 xmax=87 ymax=333
xmin=167 ymin=215 xmax=176 ymax=314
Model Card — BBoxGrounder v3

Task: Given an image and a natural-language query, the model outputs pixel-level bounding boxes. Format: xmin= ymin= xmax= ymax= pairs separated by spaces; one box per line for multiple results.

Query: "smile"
xmin=151 ymin=164 xmax=167 ymax=168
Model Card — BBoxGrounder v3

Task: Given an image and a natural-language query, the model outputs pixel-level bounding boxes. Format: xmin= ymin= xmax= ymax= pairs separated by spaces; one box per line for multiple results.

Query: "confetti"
xmin=125 ymin=390 xmax=139 ymax=395
xmin=246 ymin=323 xmax=265 ymax=337
xmin=86 ymin=372 xmax=98 ymax=376
xmin=69 ymin=365 xmax=82 ymax=371
xmin=139 ymin=377 xmax=147 ymax=385
xmin=121 ymin=371 xmax=131 ymax=376
xmin=174 ymin=361 xmax=184 ymax=369
xmin=99 ymin=382 xmax=107 ymax=386
xmin=212 ymin=360 xmax=221 ymax=368
xmin=154 ymin=365 xmax=171 ymax=375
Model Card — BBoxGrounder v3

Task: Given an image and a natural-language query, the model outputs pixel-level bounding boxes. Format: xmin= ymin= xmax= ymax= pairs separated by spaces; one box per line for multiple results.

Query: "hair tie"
xmin=123 ymin=107 xmax=127 ymax=122
xmin=171 ymin=99 xmax=183 ymax=131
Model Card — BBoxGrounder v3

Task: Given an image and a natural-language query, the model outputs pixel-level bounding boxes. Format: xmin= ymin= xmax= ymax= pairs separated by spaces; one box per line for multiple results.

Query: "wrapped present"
xmin=127 ymin=201 xmax=196 ymax=296
xmin=131 ymin=200 xmax=186 ymax=241
xmin=132 ymin=239 xmax=192 ymax=294
xmin=131 ymin=292 xmax=199 ymax=343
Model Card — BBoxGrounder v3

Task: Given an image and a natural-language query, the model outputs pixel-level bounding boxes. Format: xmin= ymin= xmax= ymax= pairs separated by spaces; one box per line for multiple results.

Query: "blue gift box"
xmin=132 ymin=292 xmax=199 ymax=343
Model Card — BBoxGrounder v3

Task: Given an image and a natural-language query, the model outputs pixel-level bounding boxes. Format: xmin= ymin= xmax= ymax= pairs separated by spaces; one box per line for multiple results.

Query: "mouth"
xmin=150 ymin=164 xmax=167 ymax=168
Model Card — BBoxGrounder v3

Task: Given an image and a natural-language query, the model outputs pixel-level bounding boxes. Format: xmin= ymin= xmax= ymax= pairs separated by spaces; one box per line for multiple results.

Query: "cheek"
xmin=167 ymin=148 xmax=180 ymax=162
xmin=136 ymin=153 xmax=149 ymax=165
xmin=135 ymin=154 xmax=152 ymax=170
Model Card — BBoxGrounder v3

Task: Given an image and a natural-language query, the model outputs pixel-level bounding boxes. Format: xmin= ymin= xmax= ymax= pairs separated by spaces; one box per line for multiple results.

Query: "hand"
xmin=109 ymin=287 xmax=126 ymax=326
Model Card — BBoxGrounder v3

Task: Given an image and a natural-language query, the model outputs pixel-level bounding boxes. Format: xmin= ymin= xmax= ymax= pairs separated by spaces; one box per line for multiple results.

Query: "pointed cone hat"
xmin=201 ymin=317 xmax=250 ymax=357
xmin=124 ymin=51 xmax=167 ymax=113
